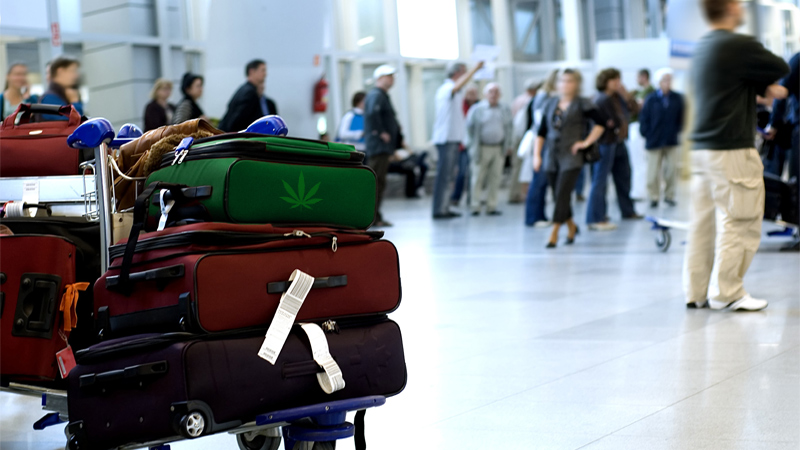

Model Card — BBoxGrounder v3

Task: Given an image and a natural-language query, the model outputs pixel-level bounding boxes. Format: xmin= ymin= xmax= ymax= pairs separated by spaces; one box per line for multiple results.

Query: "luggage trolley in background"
xmin=31 ymin=118 xmax=389 ymax=450
xmin=646 ymin=215 xmax=799 ymax=252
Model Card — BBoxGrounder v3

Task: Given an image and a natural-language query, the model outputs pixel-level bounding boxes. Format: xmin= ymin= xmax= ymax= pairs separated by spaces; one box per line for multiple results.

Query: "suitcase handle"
xmin=267 ymin=275 xmax=347 ymax=295
xmin=2 ymin=103 xmax=82 ymax=128
xmin=114 ymin=182 xmax=190 ymax=294
xmin=105 ymin=264 xmax=185 ymax=289
xmin=148 ymin=186 xmax=213 ymax=206
xmin=78 ymin=360 xmax=169 ymax=390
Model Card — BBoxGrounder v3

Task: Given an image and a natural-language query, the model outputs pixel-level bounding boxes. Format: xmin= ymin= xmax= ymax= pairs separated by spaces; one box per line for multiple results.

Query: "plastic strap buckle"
xmin=299 ymin=322 xmax=346 ymax=394
xmin=258 ymin=270 xmax=315 ymax=364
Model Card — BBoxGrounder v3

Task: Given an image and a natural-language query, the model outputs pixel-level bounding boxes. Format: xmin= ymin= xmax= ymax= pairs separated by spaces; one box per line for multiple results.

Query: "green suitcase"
xmin=144 ymin=134 xmax=377 ymax=229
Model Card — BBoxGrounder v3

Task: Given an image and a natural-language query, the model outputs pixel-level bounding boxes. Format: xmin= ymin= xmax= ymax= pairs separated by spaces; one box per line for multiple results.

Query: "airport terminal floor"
xmin=2 ymin=181 xmax=799 ymax=450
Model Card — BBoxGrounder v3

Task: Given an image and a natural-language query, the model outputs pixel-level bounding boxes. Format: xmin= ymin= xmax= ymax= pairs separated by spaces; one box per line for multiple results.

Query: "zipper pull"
xmin=284 ymin=230 xmax=312 ymax=238
xmin=331 ymin=236 xmax=338 ymax=253
xmin=171 ymin=137 xmax=194 ymax=166
xmin=321 ymin=320 xmax=340 ymax=334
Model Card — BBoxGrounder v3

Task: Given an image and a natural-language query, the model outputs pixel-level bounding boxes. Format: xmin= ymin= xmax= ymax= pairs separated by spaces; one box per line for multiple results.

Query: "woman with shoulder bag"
xmin=533 ymin=69 xmax=607 ymax=248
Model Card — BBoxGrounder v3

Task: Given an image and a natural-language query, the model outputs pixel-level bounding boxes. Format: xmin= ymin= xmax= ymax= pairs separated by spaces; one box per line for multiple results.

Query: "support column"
xmin=562 ymin=0 xmax=583 ymax=63
xmin=490 ymin=0 xmax=514 ymax=94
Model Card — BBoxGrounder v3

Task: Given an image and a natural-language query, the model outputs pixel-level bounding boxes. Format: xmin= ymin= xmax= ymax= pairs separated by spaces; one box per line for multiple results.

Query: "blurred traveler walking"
xmin=509 ymin=78 xmax=540 ymax=203
xmin=684 ymin=0 xmax=789 ymax=311
xmin=466 ymin=83 xmax=513 ymax=216
xmin=533 ymin=69 xmax=606 ymax=248
xmin=143 ymin=78 xmax=175 ymax=131
xmin=765 ymin=51 xmax=799 ymax=180
xmin=219 ymin=60 xmax=278 ymax=132
xmin=364 ymin=65 xmax=400 ymax=227
xmin=628 ymin=69 xmax=655 ymax=201
xmin=1 ymin=63 xmax=36 ymax=119
xmin=432 ymin=61 xmax=484 ymax=219
xmin=525 ymin=69 xmax=559 ymax=227
xmin=173 ymin=73 xmax=206 ymax=124
xmin=586 ymin=68 xmax=641 ymax=230
xmin=40 ymin=56 xmax=83 ymax=120
xmin=639 ymin=68 xmax=684 ymax=207
xmin=451 ymin=84 xmax=480 ymax=207
xmin=336 ymin=91 xmax=366 ymax=152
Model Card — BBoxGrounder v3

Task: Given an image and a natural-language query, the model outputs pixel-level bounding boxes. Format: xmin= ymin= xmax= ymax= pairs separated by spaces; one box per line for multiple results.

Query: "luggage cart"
xmin=29 ymin=118 xmax=388 ymax=450
xmin=646 ymin=215 xmax=799 ymax=252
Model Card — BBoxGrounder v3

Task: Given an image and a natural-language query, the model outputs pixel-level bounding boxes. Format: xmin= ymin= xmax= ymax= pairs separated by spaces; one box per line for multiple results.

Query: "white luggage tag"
xmin=258 ymin=270 xmax=315 ymax=364
xmin=157 ymin=189 xmax=175 ymax=231
xmin=171 ymin=137 xmax=194 ymax=166
xmin=299 ymin=322 xmax=346 ymax=394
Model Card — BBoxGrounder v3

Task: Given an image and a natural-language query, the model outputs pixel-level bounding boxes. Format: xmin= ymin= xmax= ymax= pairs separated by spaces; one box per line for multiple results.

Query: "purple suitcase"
xmin=66 ymin=318 xmax=406 ymax=449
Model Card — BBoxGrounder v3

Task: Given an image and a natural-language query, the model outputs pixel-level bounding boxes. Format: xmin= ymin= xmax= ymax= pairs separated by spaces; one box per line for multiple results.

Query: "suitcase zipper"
xmin=159 ymin=144 xmax=363 ymax=168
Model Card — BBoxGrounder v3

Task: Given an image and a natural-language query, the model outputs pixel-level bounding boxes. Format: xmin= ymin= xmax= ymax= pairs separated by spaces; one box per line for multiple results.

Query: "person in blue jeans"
xmin=524 ymin=69 xmax=559 ymax=226
xmin=586 ymin=68 xmax=642 ymax=230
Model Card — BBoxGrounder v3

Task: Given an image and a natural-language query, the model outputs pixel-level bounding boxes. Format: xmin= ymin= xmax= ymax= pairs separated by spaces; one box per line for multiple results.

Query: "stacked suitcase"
xmin=62 ymin=122 xmax=407 ymax=449
xmin=0 ymin=104 xmax=100 ymax=387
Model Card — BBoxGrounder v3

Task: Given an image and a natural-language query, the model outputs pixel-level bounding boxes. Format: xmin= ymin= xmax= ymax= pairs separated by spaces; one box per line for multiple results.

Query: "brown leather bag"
xmin=114 ymin=119 xmax=223 ymax=210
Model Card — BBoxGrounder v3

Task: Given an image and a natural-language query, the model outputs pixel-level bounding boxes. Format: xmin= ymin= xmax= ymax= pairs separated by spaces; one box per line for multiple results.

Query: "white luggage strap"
xmin=299 ymin=322 xmax=346 ymax=394
xmin=157 ymin=189 xmax=175 ymax=231
xmin=258 ymin=270 xmax=315 ymax=364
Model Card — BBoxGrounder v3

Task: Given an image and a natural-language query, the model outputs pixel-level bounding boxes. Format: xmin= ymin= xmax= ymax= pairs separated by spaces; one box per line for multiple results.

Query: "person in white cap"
xmin=363 ymin=64 xmax=400 ymax=227
xmin=431 ymin=61 xmax=484 ymax=219
xmin=638 ymin=68 xmax=684 ymax=208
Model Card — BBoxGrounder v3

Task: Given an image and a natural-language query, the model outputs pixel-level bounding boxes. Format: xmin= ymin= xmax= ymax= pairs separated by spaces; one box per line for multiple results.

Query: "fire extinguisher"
xmin=313 ymin=76 xmax=328 ymax=113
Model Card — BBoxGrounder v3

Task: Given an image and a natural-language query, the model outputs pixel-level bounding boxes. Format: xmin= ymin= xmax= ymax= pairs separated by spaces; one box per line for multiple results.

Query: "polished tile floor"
xmin=3 ymin=182 xmax=799 ymax=450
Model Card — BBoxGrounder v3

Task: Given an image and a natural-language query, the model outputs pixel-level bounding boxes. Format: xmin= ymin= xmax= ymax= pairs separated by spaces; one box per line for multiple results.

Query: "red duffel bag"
xmin=0 ymin=104 xmax=86 ymax=177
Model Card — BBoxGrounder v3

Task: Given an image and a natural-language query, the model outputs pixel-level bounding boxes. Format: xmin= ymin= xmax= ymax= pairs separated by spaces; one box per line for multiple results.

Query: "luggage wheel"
xmin=655 ymin=228 xmax=671 ymax=252
xmin=178 ymin=411 xmax=206 ymax=439
xmin=236 ymin=430 xmax=282 ymax=450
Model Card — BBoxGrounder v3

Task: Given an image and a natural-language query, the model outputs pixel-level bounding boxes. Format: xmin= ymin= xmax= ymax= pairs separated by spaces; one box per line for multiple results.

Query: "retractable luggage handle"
xmin=114 ymin=181 xmax=190 ymax=294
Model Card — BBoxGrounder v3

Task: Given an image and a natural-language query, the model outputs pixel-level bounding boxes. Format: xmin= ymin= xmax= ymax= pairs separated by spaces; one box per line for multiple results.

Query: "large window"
xmin=356 ymin=0 xmax=386 ymax=53
xmin=397 ymin=0 xmax=459 ymax=59
xmin=512 ymin=1 xmax=543 ymax=60
xmin=470 ymin=0 xmax=495 ymax=47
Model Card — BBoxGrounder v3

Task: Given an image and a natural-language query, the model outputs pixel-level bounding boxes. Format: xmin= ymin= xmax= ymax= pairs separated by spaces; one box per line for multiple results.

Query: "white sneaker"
xmin=709 ymin=294 xmax=768 ymax=311
xmin=588 ymin=222 xmax=618 ymax=231
xmin=533 ymin=220 xmax=552 ymax=228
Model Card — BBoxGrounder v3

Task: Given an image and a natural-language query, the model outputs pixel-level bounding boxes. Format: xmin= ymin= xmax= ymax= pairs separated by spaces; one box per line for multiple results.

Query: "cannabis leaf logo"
xmin=281 ymin=173 xmax=322 ymax=209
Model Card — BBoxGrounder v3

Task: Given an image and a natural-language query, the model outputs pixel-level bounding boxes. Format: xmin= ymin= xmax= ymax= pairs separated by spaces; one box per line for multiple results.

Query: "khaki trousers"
xmin=470 ymin=144 xmax=504 ymax=212
xmin=646 ymin=146 xmax=677 ymax=202
xmin=683 ymin=149 xmax=764 ymax=304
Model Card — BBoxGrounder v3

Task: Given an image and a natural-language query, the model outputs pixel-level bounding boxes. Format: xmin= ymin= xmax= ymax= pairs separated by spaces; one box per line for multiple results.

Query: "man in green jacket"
xmin=684 ymin=0 xmax=789 ymax=312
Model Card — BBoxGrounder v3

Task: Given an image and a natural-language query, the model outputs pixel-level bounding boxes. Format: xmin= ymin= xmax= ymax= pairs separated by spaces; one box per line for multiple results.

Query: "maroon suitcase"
xmin=0 ymin=104 xmax=86 ymax=177
xmin=94 ymin=222 xmax=401 ymax=337
xmin=0 ymin=234 xmax=76 ymax=384
xmin=66 ymin=319 xmax=407 ymax=450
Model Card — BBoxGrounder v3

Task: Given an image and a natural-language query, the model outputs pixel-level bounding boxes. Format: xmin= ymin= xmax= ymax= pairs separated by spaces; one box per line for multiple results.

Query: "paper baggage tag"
xmin=56 ymin=346 xmax=76 ymax=379
xmin=22 ymin=180 xmax=39 ymax=216
xmin=299 ymin=323 xmax=345 ymax=394
xmin=157 ymin=189 xmax=175 ymax=231
xmin=258 ymin=270 xmax=315 ymax=364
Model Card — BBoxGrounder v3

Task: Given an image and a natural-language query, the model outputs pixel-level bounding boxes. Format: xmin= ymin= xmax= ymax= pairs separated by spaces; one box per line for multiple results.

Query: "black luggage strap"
xmin=149 ymin=185 xmax=213 ymax=206
xmin=355 ymin=409 xmax=367 ymax=450
xmin=114 ymin=182 xmax=188 ymax=294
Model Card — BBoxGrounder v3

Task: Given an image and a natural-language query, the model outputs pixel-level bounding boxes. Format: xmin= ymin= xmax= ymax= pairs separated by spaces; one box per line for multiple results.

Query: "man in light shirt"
xmin=431 ymin=61 xmax=484 ymax=219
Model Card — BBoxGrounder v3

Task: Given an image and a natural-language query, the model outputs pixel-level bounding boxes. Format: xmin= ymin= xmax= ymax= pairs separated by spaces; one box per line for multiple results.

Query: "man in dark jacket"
xmin=363 ymin=65 xmax=400 ymax=227
xmin=684 ymin=0 xmax=789 ymax=312
xmin=639 ymin=68 xmax=684 ymax=208
xmin=219 ymin=60 xmax=278 ymax=132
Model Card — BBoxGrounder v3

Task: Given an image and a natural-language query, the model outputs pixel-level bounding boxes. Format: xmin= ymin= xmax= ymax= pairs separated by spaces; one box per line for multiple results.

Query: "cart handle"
xmin=67 ymin=118 xmax=115 ymax=149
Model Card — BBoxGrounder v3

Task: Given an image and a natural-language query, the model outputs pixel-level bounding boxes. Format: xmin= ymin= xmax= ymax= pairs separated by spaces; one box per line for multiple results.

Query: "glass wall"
xmin=470 ymin=0 xmax=495 ymax=46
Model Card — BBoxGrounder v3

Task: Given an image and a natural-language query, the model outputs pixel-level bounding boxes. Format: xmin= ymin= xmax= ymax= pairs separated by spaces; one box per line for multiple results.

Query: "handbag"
xmin=581 ymin=144 xmax=601 ymax=163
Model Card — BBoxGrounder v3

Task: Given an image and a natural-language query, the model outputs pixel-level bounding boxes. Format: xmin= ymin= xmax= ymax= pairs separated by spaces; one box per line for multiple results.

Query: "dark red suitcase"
xmin=94 ymin=222 xmax=401 ymax=337
xmin=66 ymin=319 xmax=407 ymax=450
xmin=0 ymin=234 xmax=77 ymax=384
xmin=0 ymin=104 xmax=87 ymax=177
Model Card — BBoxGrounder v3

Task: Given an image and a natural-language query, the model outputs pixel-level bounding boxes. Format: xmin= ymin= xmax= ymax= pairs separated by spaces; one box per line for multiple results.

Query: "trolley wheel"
xmin=179 ymin=411 xmax=207 ymax=439
xmin=655 ymin=228 xmax=672 ymax=252
xmin=236 ymin=432 xmax=282 ymax=450
xmin=67 ymin=435 xmax=83 ymax=450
